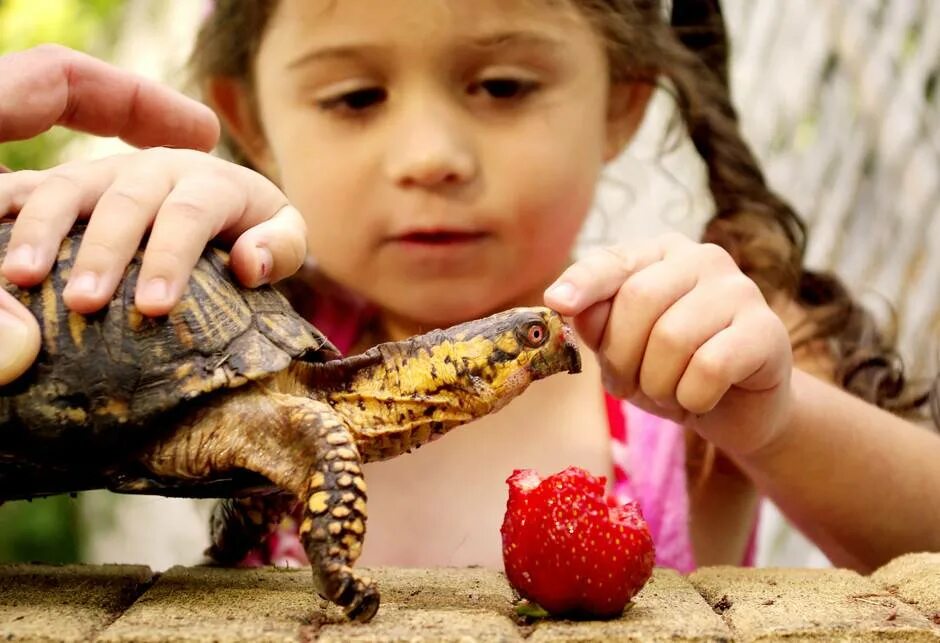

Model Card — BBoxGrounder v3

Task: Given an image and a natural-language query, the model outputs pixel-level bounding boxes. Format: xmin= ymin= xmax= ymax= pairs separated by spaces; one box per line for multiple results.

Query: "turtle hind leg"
xmin=140 ymin=387 xmax=378 ymax=622
xmin=205 ymin=492 xmax=299 ymax=565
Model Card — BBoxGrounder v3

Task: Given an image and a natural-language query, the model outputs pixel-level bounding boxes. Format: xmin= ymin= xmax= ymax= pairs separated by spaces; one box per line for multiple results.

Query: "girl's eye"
xmin=524 ymin=322 xmax=548 ymax=347
xmin=318 ymin=87 xmax=387 ymax=113
xmin=470 ymin=78 xmax=540 ymax=101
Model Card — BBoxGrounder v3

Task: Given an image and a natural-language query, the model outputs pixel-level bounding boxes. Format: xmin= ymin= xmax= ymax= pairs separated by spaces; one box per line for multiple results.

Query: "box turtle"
xmin=0 ymin=221 xmax=581 ymax=622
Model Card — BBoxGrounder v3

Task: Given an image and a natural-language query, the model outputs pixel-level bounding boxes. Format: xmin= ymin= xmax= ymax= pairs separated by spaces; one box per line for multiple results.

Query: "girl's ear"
xmin=206 ymin=77 xmax=279 ymax=178
xmin=604 ymin=82 xmax=654 ymax=161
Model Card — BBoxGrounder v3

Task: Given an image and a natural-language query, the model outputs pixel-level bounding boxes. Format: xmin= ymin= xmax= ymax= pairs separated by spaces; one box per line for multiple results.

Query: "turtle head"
xmin=437 ymin=307 xmax=582 ymax=410
xmin=326 ymin=307 xmax=582 ymax=461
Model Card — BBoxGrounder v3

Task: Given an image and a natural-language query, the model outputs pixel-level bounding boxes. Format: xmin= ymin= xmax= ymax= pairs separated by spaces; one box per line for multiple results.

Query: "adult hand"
xmin=0 ymin=44 xmax=221 ymax=385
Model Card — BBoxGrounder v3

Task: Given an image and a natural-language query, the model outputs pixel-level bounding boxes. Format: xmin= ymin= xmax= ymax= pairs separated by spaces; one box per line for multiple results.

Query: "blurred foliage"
xmin=0 ymin=0 xmax=127 ymax=170
xmin=0 ymin=0 xmax=126 ymax=563
xmin=0 ymin=497 xmax=83 ymax=563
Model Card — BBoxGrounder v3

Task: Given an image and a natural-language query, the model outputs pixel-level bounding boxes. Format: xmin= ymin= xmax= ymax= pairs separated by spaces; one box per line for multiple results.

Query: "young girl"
xmin=2 ymin=0 xmax=939 ymax=576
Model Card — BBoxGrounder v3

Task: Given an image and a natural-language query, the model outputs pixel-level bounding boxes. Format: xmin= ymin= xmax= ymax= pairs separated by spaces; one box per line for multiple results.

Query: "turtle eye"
xmin=523 ymin=321 xmax=548 ymax=347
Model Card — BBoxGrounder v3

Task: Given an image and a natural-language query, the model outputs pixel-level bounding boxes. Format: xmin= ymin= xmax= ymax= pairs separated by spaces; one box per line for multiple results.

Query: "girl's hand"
xmin=544 ymin=233 xmax=793 ymax=457
xmin=0 ymin=148 xmax=306 ymax=317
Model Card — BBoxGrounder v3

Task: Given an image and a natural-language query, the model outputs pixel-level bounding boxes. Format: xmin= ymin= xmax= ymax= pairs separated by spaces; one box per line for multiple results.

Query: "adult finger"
xmin=0 ymin=289 xmax=40 ymax=385
xmin=0 ymin=45 xmax=219 ymax=151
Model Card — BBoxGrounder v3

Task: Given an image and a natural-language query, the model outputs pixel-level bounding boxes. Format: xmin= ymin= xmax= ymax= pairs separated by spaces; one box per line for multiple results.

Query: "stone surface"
xmin=2 ymin=560 xmax=940 ymax=641
xmin=0 ymin=563 xmax=152 ymax=642
xmin=97 ymin=566 xmax=317 ymax=643
xmin=530 ymin=569 xmax=731 ymax=642
xmin=317 ymin=606 xmax=523 ymax=643
xmin=871 ymin=552 xmax=940 ymax=627
xmin=690 ymin=566 xmax=939 ymax=641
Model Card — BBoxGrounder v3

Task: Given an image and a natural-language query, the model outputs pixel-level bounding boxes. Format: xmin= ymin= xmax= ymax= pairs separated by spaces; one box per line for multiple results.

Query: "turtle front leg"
xmin=141 ymin=387 xmax=378 ymax=622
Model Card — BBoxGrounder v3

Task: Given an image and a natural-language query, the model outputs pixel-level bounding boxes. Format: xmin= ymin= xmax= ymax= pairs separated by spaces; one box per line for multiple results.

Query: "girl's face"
xmin=228 ymin=0 xmax=644 ymax=329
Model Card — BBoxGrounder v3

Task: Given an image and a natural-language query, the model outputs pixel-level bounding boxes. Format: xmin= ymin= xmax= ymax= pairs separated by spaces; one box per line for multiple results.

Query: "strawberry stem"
xmin=514 ymin=600 xmax=551 ymax=619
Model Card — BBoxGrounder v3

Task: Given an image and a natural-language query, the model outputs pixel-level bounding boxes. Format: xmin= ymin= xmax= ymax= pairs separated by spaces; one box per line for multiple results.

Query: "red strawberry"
xmin=500 ymin=466 xmax=655 ymax=619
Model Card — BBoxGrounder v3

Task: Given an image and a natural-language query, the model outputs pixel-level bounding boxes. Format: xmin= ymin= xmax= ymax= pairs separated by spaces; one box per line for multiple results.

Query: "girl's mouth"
xmin=393 ymin=230 xmax=490 ymax=246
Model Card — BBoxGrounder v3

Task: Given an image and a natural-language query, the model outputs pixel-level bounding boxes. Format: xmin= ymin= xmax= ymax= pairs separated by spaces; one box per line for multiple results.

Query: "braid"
xmin=661 ymin=0 xmax=933 ymax=420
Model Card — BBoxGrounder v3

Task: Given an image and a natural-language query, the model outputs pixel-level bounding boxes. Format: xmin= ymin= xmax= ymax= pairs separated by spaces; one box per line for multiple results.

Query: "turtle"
xmin=0 ymin=221 xmax=581 ymax=622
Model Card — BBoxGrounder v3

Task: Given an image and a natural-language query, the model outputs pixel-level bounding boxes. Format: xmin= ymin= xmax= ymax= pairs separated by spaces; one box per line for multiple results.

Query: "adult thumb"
xmin=0 ymin=289 xmax=40 ymax=385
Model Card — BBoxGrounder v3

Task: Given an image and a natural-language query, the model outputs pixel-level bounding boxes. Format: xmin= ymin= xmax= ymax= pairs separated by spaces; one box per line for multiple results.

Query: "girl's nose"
xmin=385 ymin=105 xmax=478 ymax=189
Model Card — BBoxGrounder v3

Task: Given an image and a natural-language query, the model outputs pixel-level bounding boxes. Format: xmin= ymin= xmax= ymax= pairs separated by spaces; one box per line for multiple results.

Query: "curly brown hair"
xmin=190 ymin=0 xmax=936 ymax=427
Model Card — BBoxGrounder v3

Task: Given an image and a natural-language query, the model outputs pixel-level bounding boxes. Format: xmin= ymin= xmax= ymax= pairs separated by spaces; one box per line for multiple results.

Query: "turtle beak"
xmin=561 ymin=324 xmax=582 ymax=374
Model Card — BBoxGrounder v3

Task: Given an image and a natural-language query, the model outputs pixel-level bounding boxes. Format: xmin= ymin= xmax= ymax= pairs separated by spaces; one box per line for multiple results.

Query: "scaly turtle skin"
xmin=0 ymin=222 xmax=581 ymax=622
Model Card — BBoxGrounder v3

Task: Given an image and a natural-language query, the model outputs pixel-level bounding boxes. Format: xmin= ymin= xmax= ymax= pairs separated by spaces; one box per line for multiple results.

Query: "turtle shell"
xmin=0 ymin=222 xmax=340 ymax=453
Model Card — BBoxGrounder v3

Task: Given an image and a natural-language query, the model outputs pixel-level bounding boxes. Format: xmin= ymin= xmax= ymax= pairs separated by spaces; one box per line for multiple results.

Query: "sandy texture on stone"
xmin=0 ymin=563 xmax=152 ymax=642
xmin=530 ymin=569 xmax=731 ymax=642
xmin=690 ymin=566 xmax=938 ymax=641
xmin=96 ymin=565 xmax=317 ymax=643
xmin=317 ymin=605 xmax=523 ymax=642
xmin=871 ymin=552 xmax=940 ymax=627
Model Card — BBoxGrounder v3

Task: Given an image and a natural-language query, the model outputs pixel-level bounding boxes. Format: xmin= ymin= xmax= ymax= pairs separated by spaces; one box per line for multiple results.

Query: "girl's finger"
xmin=544 ymin=233 xmax=692 ymax=315
xmin=0 ymin=289 xmax=40 ymax=385
xmin=675 ymin=308 xmax=790 ymax=415
xmin=133 ymin=175 xmax=246 ymax=316
xmin=0 ymin=170 xmax=45 ymax=217
xmin=593 ymin=256 xmax=701 ymax=398
xmin=639 ymin=273 xmax=759 ymax=407
xmin=1 ymin=162 xmax=117 ymax=285
xmin=62 ymin=170 xmax=174 ymax=314
xmin=229 ymin=204 xmax=307 ymax=288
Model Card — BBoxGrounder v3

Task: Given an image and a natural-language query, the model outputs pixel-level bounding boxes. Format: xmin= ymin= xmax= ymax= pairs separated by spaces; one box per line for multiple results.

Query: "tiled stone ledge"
xmin=0 ymin=553 xmax=938 ymax=641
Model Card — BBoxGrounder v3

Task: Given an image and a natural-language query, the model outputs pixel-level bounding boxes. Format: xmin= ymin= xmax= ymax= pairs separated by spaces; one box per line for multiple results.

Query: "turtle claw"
xmin=329 ymin=571 xmax=380 ymax=622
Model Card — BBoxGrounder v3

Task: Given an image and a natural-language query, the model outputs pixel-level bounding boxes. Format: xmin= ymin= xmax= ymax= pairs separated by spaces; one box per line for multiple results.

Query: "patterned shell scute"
xmin=0 ymin=223 xmax=340 ymax=444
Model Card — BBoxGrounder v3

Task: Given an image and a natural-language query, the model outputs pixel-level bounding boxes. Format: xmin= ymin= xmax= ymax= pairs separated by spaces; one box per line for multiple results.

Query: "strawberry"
xmin=500 ymin=466 xmax=655 ymax=619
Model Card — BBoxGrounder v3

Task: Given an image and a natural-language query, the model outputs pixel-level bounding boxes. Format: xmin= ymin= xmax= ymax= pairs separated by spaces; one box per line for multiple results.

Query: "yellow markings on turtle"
xmin=337 ymin=474 xmax=354 ymax=488
xmin=187 ymin=271 xmax=229 ymax=336
xmin=94 ymin=398 xmax=130 ymax=422
xmin=340 ymin=492 xmax=356 ymax=504
xmin=348 ymin=519 xmax=365 ymax=535
xmin=307 ymin=491 xmax=331 ymax=515
xmin=353 ymin=498 xmax=367 ymax=516
xmin=41 ymin=276 xmax=59 ymax=352
xmin=298 ymin=518 xmax=314 ymax=535
xmin=62 ymin=407 xmax=88 ymax=423
xmin=175 ymin=363 xmax=195 ymax=380
xmin=331 ymin=506 xmax=351 ymax=519
xmin=328 ymin=522 xmax=343 ymax=536
xmin=309 ymin=472 xmax=326 ymax=490
xmin=326 ymin=432 xmax=349 ymax=446
xmin=128 ymin=305 xmax=145 ymax=332
xmin=333 ymin=447 xmax=357 ymax=461
xmin=170 ymin=313 xmax=195 ymax=351
xmin=67 ymin=311 xmax=86 ymax=349
xmin=353 ymin=477 xmax=367 ymax=494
